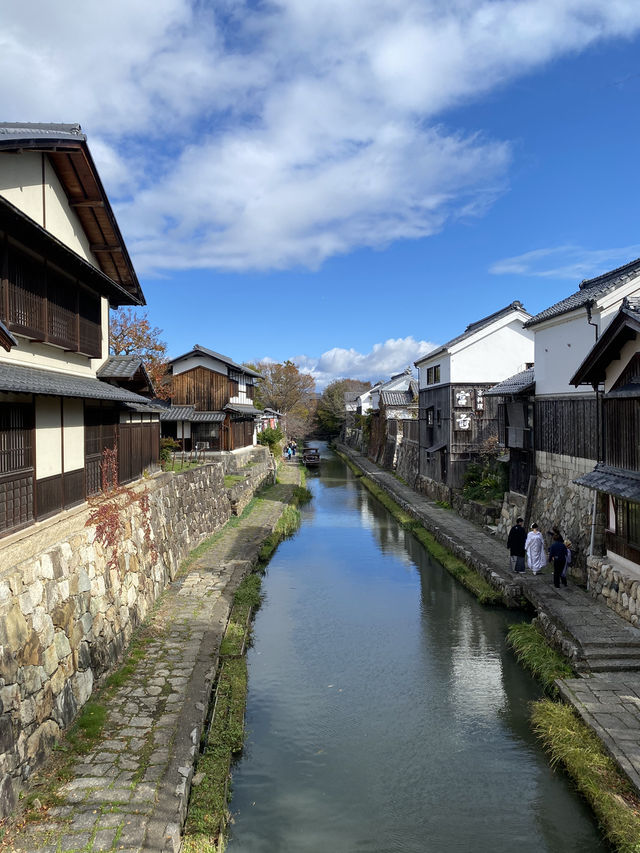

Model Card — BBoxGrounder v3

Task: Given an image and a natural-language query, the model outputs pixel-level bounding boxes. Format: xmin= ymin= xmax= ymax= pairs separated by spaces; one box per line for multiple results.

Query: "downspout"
xmin=585 ymin=300 xmax=599 ymax=342
xmin=585 ymin=302 xmax=599 ymax=573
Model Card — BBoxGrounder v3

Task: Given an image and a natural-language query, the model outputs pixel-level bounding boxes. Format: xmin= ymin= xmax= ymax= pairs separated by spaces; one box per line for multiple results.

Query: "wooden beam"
xmin=71 ymin=200 xmax=104 ymax=208
xmin=91 ymin=245 xmax=122 ymax=252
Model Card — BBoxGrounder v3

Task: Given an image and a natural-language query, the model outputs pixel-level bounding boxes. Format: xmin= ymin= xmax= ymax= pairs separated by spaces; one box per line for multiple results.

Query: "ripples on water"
xmin=226 ymin=449 xmax=605 ymax=853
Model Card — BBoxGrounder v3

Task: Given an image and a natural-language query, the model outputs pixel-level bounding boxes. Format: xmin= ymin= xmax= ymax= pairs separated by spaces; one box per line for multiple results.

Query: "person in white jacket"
xmin=525 ymin=523 xmax=546 ymax=575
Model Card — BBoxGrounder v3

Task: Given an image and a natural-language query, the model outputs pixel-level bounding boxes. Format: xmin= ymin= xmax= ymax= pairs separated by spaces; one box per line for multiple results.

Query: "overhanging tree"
xmin=316 ymin=378 xmax=370 ymax=437
xmin=247 ymin=360 xmax=316 ymax=437
xmin=109 ymin=307 xmax=172 ymax=399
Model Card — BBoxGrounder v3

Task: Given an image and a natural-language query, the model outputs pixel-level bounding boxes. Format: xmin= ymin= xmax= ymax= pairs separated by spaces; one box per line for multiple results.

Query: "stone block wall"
xmin=0 ymin=462 xmax=233 ymax=816
xmin=496 ymin=492 xmax=528 ymax=541
xmin=526 ymin=451 xmax=596 ymax=581
xmin=227 ymin=456 xmax=275 ymax=515
xmin=395 ymin=438 xmax=419 ymax=489
xmin=587 ymin=556 xmax=640 ymax=627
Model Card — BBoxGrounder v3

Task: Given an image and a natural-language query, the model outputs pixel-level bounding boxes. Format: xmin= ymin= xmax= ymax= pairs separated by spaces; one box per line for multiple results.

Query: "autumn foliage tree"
xmin=109 ymin=308 xmax=172 ymax=399
xmin=248 ymin=360 xmax=316 ymax=438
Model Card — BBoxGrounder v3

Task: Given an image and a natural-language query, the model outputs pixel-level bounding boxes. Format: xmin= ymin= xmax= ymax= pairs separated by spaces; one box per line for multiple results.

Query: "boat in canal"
xmin=302 ymin=447 xmax=320 ymax=467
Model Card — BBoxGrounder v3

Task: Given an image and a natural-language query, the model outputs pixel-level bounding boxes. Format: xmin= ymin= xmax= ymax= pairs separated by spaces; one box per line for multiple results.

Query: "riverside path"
xmin=1 ymin=461 xmax=300 ymax=853
xmin=337 ymin=443 xmax=640 ymax=797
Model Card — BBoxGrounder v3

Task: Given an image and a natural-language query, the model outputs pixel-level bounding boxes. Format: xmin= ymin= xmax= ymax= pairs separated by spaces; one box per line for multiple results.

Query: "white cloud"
xmin=2 ymin=1 xmax=640 ymax=271
xmin=490 ymin=244 xmax=640 ymax=280
xmin=287 ymin=336 xmax=438 ymax=389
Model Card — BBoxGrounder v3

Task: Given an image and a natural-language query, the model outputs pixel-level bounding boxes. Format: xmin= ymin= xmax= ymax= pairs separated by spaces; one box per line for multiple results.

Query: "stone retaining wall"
xmin=395 ymin=437 xmax=419 ymax=489
xmin=587 ymin=556 xmax=640 ymax=627
xmin=227 ymin=456 xmax=275 ymax=515
xmin=525 ymin=451 xmax=596 ymax=582
xmin=0 ymin=462 xmax=239 ymax=816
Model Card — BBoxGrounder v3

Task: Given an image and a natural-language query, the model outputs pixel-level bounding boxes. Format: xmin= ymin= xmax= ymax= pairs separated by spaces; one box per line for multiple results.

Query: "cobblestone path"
xmin=3 ymin=461 xmax=300 ymax=853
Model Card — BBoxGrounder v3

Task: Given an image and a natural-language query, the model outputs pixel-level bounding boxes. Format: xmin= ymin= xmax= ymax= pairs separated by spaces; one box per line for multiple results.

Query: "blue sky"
xmin=3 ymin=1 xmax=640 ymax=387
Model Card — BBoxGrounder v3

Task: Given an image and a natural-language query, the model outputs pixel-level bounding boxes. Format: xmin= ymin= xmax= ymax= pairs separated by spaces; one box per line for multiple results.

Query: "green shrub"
xmin=160 ymin=436 xmax=180 ymax=467
xmin=256 ymin=426 xmax=284 ymax=455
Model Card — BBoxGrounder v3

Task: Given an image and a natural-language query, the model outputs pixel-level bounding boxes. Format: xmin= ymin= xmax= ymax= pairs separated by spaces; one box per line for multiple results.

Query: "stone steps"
xmin=584 ymin=658 xmax=640 ymax=672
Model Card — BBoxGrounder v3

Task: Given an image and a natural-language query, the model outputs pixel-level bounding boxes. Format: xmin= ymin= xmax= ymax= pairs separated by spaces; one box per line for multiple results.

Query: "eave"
xmin=0 ymin=128 xmax=143 ymax=305
xmin=571 ymin=307 xmax=640 ymax=387
xmin=0 ymin=194 xmax=142 ymax=307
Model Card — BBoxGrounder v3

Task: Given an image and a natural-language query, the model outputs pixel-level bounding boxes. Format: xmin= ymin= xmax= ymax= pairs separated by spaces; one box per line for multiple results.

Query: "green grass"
xmin=163 ymin=459 xmax=203 ymax=472
xmin=224 ymin=474 xmax=245 ymax=488
xmin=507 ymin=622 xmax=575 ymax=695
xmin=532 ymin=700 xmax=640 ymax=852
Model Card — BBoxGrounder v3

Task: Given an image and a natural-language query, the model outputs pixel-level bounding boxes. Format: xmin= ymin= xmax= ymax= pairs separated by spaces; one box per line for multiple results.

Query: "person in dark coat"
xmin=507 ymin=517 xmax=527 ymax=573
xmin=548 ymin=533 xmax=568 ymax=589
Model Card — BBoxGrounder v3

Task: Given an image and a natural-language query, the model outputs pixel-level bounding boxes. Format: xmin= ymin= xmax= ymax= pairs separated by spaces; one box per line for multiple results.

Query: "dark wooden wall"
xmin=534 ymin=397 xmax=598 ymax=459
xmin=172 ymin=366 xmax=229 ymax=411
xmin=604 ymin=398 xmax=640 ymax=472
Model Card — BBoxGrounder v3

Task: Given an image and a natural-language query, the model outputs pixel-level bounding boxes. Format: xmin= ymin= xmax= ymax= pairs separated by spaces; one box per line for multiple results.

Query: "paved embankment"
xmin=2 ymin=462 xmax=300 ymax=853
xmin=337 ymin=443 xmax=640 ymax=796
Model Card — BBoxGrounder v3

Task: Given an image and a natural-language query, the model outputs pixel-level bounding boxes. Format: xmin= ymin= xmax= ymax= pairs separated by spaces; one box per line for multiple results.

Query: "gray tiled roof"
xmin=574 ymin=464 xmax=640 ymax=502
xmin=170 ymin=345 xmax=262 ymax=378
xmin=415 ymin=301 xmax=528 ymax=364
xmin=0 ymin=123 xmax=86 ymax=147
xmin=191 ymin=411 xmax=226 ymax=422
xmin=224 ymin=403 xmax=262 ymax=416
xmin=485 ymin=367 xmax=535 ymax=396
xmin=343 ymin=391 xmax=360 ymax=403
xmin=380 ymin=389 xmax=416 ymax=406
xmin=0 ymin=362 xmax=155 ymax=404
xmin=97 ymin=355 xmax=147 ymax=380
xmin=524 ymin=258 xmax=640 ymax=328
xmin=158 ymin=406 xmax=225 ymax=423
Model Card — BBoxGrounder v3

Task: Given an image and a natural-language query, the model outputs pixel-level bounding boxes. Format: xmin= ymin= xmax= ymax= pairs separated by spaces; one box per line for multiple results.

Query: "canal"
xmin=226 ymin=447 xmax=606 ymax=852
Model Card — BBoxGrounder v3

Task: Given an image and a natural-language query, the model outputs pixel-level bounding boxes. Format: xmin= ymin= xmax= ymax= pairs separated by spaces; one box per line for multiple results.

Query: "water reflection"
xmin=227 ymin=447 xmax=605 ymax=853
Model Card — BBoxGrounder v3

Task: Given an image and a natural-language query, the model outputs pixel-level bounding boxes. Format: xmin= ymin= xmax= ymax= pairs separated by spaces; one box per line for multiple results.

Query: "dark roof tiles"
xmin=485 ymin=367 xmax=535 ymax=396
xmin=574 ymin=464 xmax=640 ymax=502
xmin=525 ymin=258 xmax=640 ymax=328
xmin=416 ymin=301 xmax=529 ymax=364
xmin=0 ymin=363 xmax=154 ymax=404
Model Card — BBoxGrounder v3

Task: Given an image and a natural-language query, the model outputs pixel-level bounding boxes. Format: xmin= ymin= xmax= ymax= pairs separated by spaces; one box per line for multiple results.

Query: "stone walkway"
xmin=337 ymin=443 xmax=640 ymax=796
xmin=2 ymin=461 xmax=300 ymax=853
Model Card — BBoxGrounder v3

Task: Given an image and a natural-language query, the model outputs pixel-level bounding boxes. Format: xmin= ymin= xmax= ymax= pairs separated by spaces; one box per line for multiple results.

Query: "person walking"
xmin=507 ymin=517 xmax=527 ymax=574
xmin=548 ymin=533 xmax=568 ymax=589
xmin=562 ymin=539 xmax=574 ymax=586
xmin=525 ymin=523 xmax=546 ymax=575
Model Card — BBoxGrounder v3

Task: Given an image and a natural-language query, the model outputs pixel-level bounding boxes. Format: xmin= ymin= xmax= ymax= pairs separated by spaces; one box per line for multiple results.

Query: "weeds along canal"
xmin=225 ymin=446 xmax=607 ymax=853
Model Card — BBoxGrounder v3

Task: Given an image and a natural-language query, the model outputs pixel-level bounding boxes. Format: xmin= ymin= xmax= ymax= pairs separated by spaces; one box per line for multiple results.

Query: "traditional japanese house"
xmin=414 ymin=302 xmax=533 ymax=493
xmin=521 ymin=258 xmax=640 ymax=564
xmin=0 ymin=123 xmax=159 ymax=538
xmin=571 ymin=297 xmax=640 ymax=574
xmin=161 ymin=345 xmax=262 ymax=451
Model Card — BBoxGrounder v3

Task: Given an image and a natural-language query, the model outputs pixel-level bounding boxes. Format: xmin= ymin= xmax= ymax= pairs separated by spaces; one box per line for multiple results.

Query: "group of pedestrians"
xmin=507 ymin=517 xmax=574 ymax=589
xmin=284 ymin=440 xmax=297 ymax=461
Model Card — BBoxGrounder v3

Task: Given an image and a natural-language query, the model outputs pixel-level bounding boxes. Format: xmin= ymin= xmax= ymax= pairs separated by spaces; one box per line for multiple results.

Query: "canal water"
xmin=226 ymin=447 xmax=606 ymax=852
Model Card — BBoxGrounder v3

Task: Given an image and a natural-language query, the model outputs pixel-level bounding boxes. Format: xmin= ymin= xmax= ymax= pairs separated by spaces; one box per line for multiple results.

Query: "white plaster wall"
xmin=35 ymin=396 xmax=62 ymax=478
xmin=1 ymin=339 xmax=96 ymax=377
xmin=605 ymin=337 xmax=639 ymax=391
xmin=417 ymin=355 xmax=451 ymax=390
xmin=534 ymin=314 xmax=601 ymax=396
xmin=0 ymin=153 xmax=98 ymax=266
xmin=172 ymin=355 xmax=227 ymax=376
xmin=63 ymin=398 xmax=84 ymax=472
xmin=450 ymin=322 xmax=533 ymax=383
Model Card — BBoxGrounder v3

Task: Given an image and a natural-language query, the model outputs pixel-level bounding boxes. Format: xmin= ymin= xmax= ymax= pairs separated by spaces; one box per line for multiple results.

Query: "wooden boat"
xmin=302 ymin=447 xmax=321 ymax=467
